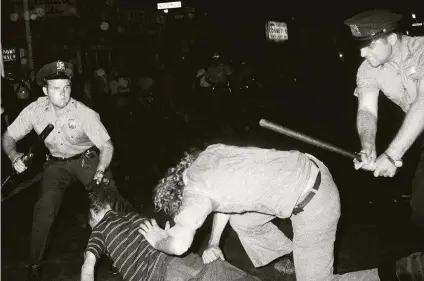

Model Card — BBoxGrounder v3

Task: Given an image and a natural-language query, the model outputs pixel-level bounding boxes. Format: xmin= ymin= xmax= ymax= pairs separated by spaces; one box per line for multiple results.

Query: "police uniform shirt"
xmin=354 ymin=36 xmax=424 ymax=112
xmin=7 ymin=96 xmax=111 ymax=158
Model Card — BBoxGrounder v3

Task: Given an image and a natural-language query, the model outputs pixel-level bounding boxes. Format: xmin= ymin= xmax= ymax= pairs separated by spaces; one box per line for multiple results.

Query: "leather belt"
xmin=292 ymin=160 xmax=321 ymax=215
xmin=47 ymin=146 xmax=99 ymax=162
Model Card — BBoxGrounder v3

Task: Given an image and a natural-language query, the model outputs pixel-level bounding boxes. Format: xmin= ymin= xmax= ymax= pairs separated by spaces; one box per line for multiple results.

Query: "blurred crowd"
xmin=1 ymin=46 xmax=276 ymax=191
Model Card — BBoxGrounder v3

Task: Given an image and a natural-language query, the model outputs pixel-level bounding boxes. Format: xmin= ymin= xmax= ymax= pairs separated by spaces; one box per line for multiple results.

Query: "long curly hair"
xmin=153 ymin=149 xmax=201 ymax=217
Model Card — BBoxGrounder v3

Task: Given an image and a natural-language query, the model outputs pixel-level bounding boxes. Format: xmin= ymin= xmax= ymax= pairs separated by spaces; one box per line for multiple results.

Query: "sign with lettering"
xmin=266 ymin=21 xmax=288 ymax=42
xmin=157 ymin=1 xmax=181 ymax=10
xmin=11 ymin=0 xmax=78 ymax=18
xmin=2 ymin=48 xmax=17 ymax=62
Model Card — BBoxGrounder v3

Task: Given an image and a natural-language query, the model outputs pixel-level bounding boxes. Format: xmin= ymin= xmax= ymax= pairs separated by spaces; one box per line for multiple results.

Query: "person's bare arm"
xmin=208 ymin=213 xmax=230 ymax=246
xmin=386 ymin=78 xmax=424 ymax=159
xmin=139 ymin=219 xmax=197 ymax=256
xmin=202 ymin=213 xmax=230 ymax=263
xmin=357 ymin=90 xmax=379 ymax=152
xmin=2 ymin=131 xmax=20 ymax=162
xmin=96 ymin=140 xmax=114 ymax=172
xmin=81 ymin=251 xmax=97 ymax=281
xmin=158 ymin=222 xmax=196 ymax=255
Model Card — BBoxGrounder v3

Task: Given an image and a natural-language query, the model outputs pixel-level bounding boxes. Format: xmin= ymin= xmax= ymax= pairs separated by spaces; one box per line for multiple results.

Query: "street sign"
xmin=2 ymin=48 xmax=17 ymax=62
xmin=157 ymin=1 xmax=181 ymax=10
xmin=266 ymin=21 xmax=288 ymax=42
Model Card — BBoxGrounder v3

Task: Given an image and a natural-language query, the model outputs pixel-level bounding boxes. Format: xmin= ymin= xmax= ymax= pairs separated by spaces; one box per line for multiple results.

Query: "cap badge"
xmin=350 ymin=24 xmax=361 ymax=36
xmin=56 ymin=61 xmax=65 ymax=71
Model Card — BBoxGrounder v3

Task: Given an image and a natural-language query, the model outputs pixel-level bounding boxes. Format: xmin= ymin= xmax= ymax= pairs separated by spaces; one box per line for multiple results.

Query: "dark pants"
xmin=164 ymin=253 xmax=259 ymax=281
xmin=30 ymin=154 xmax=130 ymax=264
xmin=411 ymin=134 xmax=424 ymax=230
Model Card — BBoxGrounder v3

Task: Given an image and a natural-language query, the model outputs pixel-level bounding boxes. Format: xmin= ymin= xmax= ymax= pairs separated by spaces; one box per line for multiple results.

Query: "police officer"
xmin=344 ymin=11 xmax=424 ymax=280
xmin=344 ymin=9 xmax=424 ymax=228
xmin=2 ymin=60 xmax=131 ymax=281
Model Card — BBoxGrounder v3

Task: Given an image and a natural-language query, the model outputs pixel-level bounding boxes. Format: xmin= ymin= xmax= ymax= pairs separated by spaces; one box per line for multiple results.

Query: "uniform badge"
xmin=68 ymin=118 xmax=76 ymax=129
xmin=57 ymin=61 xmax=65 ymax=71
xmin=349 ymin=24 xmax=361 ymax=36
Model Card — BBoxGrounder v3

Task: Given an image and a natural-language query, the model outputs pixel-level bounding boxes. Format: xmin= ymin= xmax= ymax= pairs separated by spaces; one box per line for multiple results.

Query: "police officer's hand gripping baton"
xmin=1 ymin=124 xmax=54 ymax=189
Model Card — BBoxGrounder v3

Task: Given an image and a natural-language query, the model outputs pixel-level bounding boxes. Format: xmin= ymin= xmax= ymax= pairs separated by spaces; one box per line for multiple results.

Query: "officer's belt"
xmin=292 ymin=160 xmax=321 ymax=215
xmin=47 ymin=146 xmax=99 ymax=162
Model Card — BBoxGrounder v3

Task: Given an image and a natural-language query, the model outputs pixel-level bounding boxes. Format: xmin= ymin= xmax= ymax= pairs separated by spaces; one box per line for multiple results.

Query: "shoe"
xmin=27 ymin=264 xmax=42 ymax=281
xmin=273 ymin=256 xmax=295 ymax=275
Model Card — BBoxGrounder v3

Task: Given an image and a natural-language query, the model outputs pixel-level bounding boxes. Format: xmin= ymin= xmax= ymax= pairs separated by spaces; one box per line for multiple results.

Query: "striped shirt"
xmin=86 ymin=211 xmax=170 ymax=281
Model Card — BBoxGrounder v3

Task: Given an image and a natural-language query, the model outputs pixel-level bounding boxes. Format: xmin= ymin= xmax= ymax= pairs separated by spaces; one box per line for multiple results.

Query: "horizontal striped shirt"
xmin=86 ymin=211 xmax=169 ymax=281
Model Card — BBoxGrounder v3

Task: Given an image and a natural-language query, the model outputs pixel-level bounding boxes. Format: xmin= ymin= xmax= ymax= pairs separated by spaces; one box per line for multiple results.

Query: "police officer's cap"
xmin=344 ymin=9 xmax=402 ymax=47
xmin=36 ymin=60 xmax=73 ymax=86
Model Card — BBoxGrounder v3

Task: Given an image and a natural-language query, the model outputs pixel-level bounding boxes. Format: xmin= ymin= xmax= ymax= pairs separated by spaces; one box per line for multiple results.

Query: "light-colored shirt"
xmin=174 ymin=144 xmax=314 ymax=230
xmin=7 ymin=97 xmax=110 ymax=158
xmin=355 ymin=35 xmax=424 ymax=112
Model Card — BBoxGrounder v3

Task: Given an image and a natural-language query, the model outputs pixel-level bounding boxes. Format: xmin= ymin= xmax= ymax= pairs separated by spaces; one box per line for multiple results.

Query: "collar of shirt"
xmin=43 ymin=97 xmax=77 ymax=117
xmin=94 ymin=210 xmax=115 ymax=230
xmin=384 ymin=36 xmax=417 ymax=73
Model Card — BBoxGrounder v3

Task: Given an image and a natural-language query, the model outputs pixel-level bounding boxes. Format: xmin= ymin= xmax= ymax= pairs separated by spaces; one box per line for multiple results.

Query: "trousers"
xmin=164 ymin=253 xmax=259 ymax=281
xmin=411 ymin=134 xmax=424 ymax=230
xmin=228 ymin=156 xmax=380 ymax=281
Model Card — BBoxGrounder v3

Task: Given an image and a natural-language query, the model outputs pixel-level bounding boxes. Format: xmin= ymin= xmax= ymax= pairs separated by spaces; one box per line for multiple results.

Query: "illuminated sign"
xmin=266 ymin=21 xmax=288 ymax=42
xmin=2 ymin=48 xmax=17 ymax=62
xmin=157 ymin=1 xmax=181 ymax=10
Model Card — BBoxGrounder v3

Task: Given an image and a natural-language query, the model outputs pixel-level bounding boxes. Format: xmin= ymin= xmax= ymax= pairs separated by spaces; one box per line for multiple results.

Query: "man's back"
xmin=86 ymin=211 xmax=169 ymax=281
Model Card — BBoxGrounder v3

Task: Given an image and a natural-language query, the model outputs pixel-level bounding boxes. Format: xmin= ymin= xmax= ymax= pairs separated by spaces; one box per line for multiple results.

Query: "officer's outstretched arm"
xmin=387 ymin=78 xmax=424 ymax=159
xmin=357 ymin=90 xmax=379 ymax=153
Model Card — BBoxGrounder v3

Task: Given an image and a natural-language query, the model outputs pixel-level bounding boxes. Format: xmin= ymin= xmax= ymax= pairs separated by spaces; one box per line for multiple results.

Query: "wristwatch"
xmin=384 ymin=152 xmax=403 ymax=168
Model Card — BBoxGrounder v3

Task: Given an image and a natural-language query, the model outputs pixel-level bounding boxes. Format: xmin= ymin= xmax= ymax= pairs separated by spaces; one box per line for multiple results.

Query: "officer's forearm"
xmin=2 ymin=132 xmax=19 ymax=161
xmin=357 ymin=109 xmax=377 ymax=150
xmin=96 ymin=140 xmax=114 ymax=172
xmin=387 ymin=90 xmax=424 ymax=159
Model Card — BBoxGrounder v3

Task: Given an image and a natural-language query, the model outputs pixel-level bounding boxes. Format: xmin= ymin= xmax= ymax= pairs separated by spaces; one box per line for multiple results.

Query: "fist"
xmin=202 ymin=245 xmax=225 ymax=264
xmin=12 ymin=153 xmax=27 ymax=174
xmin=353 ymin=148 xmax=377 ymax=171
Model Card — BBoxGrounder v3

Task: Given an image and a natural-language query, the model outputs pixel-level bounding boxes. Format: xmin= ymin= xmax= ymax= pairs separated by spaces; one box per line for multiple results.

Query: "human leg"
xmin=229 ymin=212 xmax=292 ymax=267
xmin=28 ymin=161 xmax=75 ymax=280
xmin=30 ymin=162 xmax=74 ymax=264
xmin=291 ymin=161 xmax=379 ymax=281
xmin=410 ymin=136 xmax=424 ymax=231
